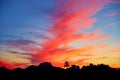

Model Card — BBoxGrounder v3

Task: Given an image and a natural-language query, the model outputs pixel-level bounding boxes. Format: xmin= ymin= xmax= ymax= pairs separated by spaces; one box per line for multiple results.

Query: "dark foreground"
xmin=0 ymin=62 xmax=120 ymax=80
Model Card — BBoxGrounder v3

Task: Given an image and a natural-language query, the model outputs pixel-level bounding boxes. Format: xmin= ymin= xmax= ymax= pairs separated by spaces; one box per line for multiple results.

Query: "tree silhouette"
xmin=0 ymin=62 xmax=120 ymax=80
xmin=64 ymin=61 xmax=70 ymax=69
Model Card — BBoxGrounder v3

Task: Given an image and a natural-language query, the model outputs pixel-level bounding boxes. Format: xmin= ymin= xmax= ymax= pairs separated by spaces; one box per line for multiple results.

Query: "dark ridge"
xmin=0 ymin=62 xmax=120 ymax=80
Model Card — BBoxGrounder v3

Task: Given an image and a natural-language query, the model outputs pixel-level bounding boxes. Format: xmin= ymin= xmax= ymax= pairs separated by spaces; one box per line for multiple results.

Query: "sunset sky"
xmin=0 ymin=0 xmax=120 ymax=69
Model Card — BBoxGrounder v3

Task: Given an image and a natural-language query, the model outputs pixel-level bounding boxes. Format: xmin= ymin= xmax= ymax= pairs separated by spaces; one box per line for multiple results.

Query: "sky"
xmin=0 ymin=0 xmax=120 ymax=69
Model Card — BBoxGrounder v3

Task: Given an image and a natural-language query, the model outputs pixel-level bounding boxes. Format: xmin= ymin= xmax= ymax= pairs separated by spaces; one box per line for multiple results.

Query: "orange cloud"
xmin=107 ymin=49 xmax=120 ymax=54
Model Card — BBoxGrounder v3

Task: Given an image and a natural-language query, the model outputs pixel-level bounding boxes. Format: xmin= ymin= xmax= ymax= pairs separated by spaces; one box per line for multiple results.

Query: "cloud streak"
xmin=105 ymin=9 xmax=120 ymax=17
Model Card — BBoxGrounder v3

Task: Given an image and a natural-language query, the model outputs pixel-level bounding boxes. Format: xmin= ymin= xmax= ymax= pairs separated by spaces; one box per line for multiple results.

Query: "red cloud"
xmin=0 ymin=60 xmax=15 ymax=69
xmin=0 ymin=60 xmax=30 ymax=69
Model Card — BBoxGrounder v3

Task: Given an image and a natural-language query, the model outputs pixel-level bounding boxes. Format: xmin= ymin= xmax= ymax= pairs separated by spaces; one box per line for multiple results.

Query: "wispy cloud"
xmin=31 ymin=0 xmax=111 ymax=67
xmin=105 ymin=9 xmax=120 ymax=17
xmin=105 ymin=11 xmax=118 ymax=17
xmin=6 ymin=50 xmax=32 ymax=55
xmin=1 ymin=38 xmax=38 ymax=52
xmin=106 ymin=12 xmax=118 ymax=17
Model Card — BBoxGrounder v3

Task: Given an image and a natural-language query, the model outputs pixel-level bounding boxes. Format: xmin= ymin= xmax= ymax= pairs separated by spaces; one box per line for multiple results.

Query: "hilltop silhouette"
xmin=0 ymin=62 xmax=120 ymax=80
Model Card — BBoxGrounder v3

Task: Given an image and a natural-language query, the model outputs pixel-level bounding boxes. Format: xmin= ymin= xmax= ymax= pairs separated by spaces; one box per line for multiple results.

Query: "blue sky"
xmin=0 ymin=0 xmax=54 ymax=35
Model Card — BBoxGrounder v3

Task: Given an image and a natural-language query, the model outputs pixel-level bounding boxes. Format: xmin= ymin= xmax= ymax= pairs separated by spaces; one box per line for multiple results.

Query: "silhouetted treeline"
xmin=0 ymin=62 xmax=120 ymax=80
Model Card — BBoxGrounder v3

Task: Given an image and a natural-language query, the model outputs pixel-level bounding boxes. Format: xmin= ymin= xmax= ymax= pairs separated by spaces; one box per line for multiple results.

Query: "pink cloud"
xmin=31 ymin=0 xmax=110 ymax=66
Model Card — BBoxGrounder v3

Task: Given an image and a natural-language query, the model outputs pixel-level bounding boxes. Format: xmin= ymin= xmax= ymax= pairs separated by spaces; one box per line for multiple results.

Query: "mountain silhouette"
xmin=0 ymin=62 xmax=120 ymax=80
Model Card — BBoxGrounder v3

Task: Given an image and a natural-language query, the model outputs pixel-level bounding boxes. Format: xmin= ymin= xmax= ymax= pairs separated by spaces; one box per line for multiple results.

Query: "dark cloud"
xmin=0 ymin=34 xmax=22 ymax=44
xmin=6 ymin=50 xmax=32 ymax=56
xmin=0 ymin=34 xmax=20 ymax=38
xmin=13 ymin=39 xmax=36 ymax=45
xmin=0 ymin=38 xmax=37 ymax=46
xmin=0 ymin=37 xmax=39 ymax=52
